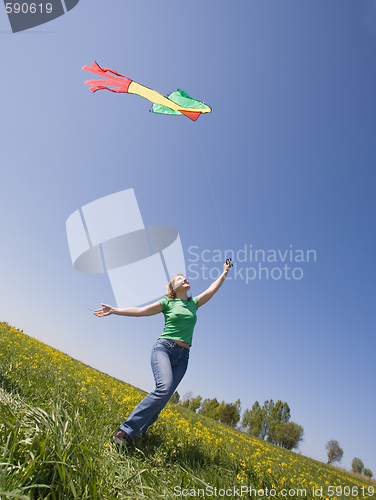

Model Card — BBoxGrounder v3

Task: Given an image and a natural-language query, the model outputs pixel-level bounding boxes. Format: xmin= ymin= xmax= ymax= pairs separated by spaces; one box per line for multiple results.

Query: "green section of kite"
xmin=152 ymin=89 xmax=211 ymax=116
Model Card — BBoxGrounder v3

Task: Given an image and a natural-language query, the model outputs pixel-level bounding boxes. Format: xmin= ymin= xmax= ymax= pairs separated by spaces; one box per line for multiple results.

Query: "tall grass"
xmin=0 ymin=321 xmax=374 ymax=499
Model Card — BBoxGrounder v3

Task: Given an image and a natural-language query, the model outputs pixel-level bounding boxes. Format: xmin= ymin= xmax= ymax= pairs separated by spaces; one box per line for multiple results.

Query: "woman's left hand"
xmin=223 ymin=261 xmax=232 ymax=274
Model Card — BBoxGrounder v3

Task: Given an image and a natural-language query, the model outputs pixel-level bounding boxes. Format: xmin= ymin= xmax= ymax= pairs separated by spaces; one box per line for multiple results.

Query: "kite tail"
xmin=83 ymin=61 xmax=132 ymax=93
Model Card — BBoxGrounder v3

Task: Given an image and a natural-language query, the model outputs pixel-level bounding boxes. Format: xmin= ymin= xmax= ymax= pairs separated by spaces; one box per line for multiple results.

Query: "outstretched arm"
xmin=94 ymin=301 xmax=163 ymax=318
xmin=197 ymin=262 xmax=231 ymax=308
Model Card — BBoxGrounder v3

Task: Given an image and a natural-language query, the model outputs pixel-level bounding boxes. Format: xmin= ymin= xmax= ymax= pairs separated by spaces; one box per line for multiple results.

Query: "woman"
xmin=94 ymin=261 xmax=231 ymax=448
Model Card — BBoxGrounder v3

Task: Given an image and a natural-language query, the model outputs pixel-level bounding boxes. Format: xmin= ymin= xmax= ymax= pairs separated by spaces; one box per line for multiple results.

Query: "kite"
xmin=83 ymin=62 xmax=211 ymax=122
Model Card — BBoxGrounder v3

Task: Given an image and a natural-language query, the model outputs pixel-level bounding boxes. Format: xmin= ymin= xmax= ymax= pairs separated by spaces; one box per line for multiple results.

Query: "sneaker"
xmin=113 ymin=428 xmax=131 ymax=448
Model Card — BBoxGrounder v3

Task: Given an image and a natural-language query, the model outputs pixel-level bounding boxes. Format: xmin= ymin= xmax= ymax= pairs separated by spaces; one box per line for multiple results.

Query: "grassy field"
xmin=0 ymin=321 xmax=374 ymax=500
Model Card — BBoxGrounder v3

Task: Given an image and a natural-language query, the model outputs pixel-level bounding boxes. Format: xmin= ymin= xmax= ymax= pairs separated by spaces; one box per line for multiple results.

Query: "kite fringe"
xmin=83 ymin=62 xmax=132 ymax=93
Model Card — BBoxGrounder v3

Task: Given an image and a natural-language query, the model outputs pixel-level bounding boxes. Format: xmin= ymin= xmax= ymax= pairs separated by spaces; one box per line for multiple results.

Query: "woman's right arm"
xmin=94 ymin=301 xmax=163 ymax=318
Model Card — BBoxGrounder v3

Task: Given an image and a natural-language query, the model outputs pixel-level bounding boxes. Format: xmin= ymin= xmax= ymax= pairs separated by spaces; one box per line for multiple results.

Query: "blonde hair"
xmin=165 ymin=274 xmax=192 ymax=300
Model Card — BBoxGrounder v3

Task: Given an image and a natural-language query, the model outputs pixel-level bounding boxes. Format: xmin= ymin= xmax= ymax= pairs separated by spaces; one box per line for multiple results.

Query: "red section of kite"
xmin=179 ymin=110 xmax=202 ymax=121
xmin=82 ymin=62 xmax=132 ymax=93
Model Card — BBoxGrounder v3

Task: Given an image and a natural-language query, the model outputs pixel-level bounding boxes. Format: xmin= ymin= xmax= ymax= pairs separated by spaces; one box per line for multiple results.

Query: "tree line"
xmin=172 ymin=392 xmax=372 ymax=475
xmin=325 ymin=440 xmax=373 ymax=478
xmin=171 ymin=391 xmax=241 ymax=427
xmin=172 ymin=392 xmax=304 ymax=451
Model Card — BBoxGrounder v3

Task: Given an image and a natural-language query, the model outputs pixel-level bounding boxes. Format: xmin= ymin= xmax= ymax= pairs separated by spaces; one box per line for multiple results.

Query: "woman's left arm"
xmin=197 ymin=261 xmax=231 ymax=308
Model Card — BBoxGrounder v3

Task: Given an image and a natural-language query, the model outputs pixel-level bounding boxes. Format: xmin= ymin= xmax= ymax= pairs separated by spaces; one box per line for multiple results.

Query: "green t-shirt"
xmin=158 ymin=296 xmax=199 ymax=346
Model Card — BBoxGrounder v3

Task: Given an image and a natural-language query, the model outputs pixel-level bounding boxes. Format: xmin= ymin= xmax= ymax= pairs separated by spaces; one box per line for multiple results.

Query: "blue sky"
xmin=1 ymin=0 xmax=375 ymax=474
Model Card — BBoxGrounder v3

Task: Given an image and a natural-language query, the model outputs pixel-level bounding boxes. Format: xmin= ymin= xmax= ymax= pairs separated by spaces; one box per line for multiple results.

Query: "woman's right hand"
xmin=94 ymin=303 xmax=117 ymax=317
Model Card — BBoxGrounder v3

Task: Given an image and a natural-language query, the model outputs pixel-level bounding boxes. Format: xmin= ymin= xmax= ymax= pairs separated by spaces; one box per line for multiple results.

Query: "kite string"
xmin=199 ymin=143 xmax=228 ymax=252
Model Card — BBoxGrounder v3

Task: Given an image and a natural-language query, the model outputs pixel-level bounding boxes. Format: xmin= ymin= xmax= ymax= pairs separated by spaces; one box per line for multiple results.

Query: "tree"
xmin=267 ymin=401 xmax=291 ymax=443
xmin=269 ymin=400 xmax=291 ymax=425
xmin=242 ymin=399 xmax=303 ymax=449
xmin=181 ymin=391 xmax=193 ymax=403
xmin=241 ymin=408 xmax=251 ymax=431
xmin=352 ymin=457 xmax=364 ymax=474
xmin=179 ymin=392 xmax=202 ymax=412
xmin=198 ymin=397 xmax=241 ymax=426
xmin=364 ymin=468 xmax=373 ymax=478
xmin=188 ymin=395 xmax=202 ymax=412
xmin=180 ymin=391 xmax=193 ymax=408
xmin=217 ymin=399 xmax=241 ymax=427
xmin=241 ymin=401 xmax=268 ymax=438
xmin=325 ymin=440 xmax=344 ymax=464
xmin=170 ymin=391 xmax=180 ymax=404
xmin=198 ymin=398 xmax=220 ymax=419
xmin=272 ymin=422 xmax=304 ymax=450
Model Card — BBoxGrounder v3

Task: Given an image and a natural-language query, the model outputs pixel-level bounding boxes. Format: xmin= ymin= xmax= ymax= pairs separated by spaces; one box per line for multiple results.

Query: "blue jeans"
xmin=120 ymin=338 xmax=190 ymax=439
